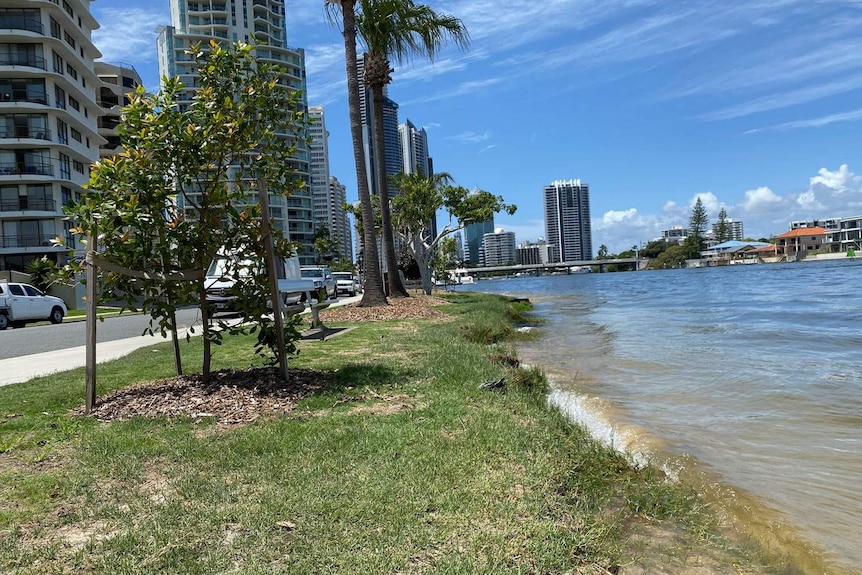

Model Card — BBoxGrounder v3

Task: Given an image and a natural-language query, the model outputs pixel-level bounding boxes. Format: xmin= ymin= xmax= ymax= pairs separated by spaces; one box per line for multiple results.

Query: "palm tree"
xmin=326 ymin=0 xmax=388 ymax=306
xmin=357 ymin=0 xmax=469 ymax=298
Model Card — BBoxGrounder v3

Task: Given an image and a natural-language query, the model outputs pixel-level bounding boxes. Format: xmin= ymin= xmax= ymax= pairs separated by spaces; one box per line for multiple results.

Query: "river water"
xmin=461 ymin=260 xmax=862 ymax=574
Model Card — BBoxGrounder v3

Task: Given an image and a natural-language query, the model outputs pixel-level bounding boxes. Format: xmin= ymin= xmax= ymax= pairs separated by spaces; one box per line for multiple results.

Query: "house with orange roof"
xmin=775 ymin=227 xmax=827 ymax=260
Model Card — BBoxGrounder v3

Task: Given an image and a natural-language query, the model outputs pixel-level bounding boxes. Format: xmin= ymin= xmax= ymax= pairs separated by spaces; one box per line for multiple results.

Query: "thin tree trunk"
xmin=198 ymin=275 xmax=211 ymax=383
xmin=341 ymin=1 xmax=387 ymax=307
xmin=371 ymin=83 xmax=409 ymax=298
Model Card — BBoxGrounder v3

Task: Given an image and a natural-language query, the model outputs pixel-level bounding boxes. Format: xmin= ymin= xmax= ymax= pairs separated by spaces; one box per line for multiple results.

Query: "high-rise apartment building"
xmin=398 ymin=119 xmax=429 ymax=175
xmin=156 ymin=0 xmax=314 ymax=261
xmin=356 ymin=54 xmax=402 ymax=200
xmin=308 ymin=105 xmax=330 ymax=230
xmin=463 ymin=217 xmax=494 ymax=266
xmin=95 ymin=62 xmax=140 ymax=159
xmin=1 ymin=0 xmax=103 ymax=271
xmin=328 ymin=176 xmax=352 ymax=262
xmin=543 ymin=179 xmax=592 ymax=262
xmin=481 ymin=228 xmax=515 ymax=266
xmin=712 ymin=219 xmax=744 ymax=241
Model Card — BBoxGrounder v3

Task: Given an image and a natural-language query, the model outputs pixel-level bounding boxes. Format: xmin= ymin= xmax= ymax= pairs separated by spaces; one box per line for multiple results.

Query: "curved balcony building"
xmin=0 ymin=0 xmax=104 ymax=271
xmin=156 ymin=0 xmax=313 ymax=262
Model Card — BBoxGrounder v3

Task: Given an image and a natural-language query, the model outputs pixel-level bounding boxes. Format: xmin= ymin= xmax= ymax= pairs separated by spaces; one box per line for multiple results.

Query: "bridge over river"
xmin=462 ymin=257 xmax=647 ymax=278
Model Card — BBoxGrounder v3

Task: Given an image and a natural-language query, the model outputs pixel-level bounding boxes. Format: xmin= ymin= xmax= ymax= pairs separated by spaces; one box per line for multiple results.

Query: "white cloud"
xmin=796 ymin=190 xmax=823 ymax=211
xmin=601 ymin=208 xmax=638 ymax=226
xmin=92 ymin=8 xmax=166 ymax=63
xmin=739 ymin=186 xmax=783 ymax=212
xmin=810 ymin=164 xmax=860 ymax=193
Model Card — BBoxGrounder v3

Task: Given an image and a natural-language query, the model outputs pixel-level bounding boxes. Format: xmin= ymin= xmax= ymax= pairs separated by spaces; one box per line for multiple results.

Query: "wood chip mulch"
xmin=73 ymin=367 xmax=334 ymax=425
xmin=320 ymin=294 xmax=450 ymax=323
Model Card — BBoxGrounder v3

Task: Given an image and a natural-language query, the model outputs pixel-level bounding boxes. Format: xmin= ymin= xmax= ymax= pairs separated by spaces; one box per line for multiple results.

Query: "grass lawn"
xmin=0 ymin=293 xmax=776 ymax=574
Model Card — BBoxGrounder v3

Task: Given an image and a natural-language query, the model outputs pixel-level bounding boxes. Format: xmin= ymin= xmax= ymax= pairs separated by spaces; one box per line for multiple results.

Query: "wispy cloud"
xmin=699 ymin=75 xmax=862 ymax=121
xmin=745 ymin=108 xmax=862 ymax=133
xmin=92 ymin=7 xmax=167 ymax=63
xmin=445 ymin=130 xmax=493 ymax=144
xmin=402 ymin=78 xmax=502 ymax=105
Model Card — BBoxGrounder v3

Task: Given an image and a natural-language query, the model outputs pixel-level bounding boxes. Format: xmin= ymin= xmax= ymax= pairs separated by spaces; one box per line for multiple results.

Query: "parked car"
xmin=300 ymin=266 xmax=337 ymax=300
xmin=205 ymin=253 xmax=318 ymax=314
xmin=332 ymin=272 xmax=361 ymax=297
xmin=0 ymin=282 xmax=67 ymax=330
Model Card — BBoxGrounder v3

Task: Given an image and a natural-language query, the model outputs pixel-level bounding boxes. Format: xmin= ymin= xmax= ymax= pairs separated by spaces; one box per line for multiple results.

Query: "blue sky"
xmin=90 ymin=0 xmax=862 ymax=254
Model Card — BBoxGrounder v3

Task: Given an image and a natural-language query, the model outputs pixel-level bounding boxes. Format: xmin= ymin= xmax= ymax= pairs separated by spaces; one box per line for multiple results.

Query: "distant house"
xmin=700 ymin=240 xmax=771 ymax=265
xmin=775 ymin=227 xmax=827 ymax=259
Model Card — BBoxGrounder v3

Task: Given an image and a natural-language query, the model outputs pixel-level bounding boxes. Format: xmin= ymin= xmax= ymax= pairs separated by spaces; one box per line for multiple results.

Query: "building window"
xmin=72 ymin=159 xmax=84 ymax=174
xmin=70 ymin=127 xmax=81 ymax=143
xmin=63 ymin=31 xmax=76 ymax=49
xmin=50 ymin=17 xmax=61 ymax=39
xmin=54 ymin=85 xmax=65 ymax=109
xmin=68 ymin=96 xmax=79 ymax=111
xmin=56 ymin=118 xmax=68 ymax=144
xmin=62 ymin=0 xmax=74 ymax=18
xmin=65 ymin=63 xmax=77 ymax=80
xmin=58 ymin=153 xmax=70 ymax=179
xmin=61 ymin=186 xmax=72 ymax=206
xmin=52 ymin=51 xmax=64 ymax=74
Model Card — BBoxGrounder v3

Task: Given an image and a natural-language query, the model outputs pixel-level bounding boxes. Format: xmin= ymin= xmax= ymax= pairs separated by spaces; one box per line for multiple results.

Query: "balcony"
xmin=0 ymin=54 xmax=47 ymax=71
xmin=0 ymin=197 xmax=56 ymax=212
xmin=0 ymin=162 xmax=54 ymax=176
xmin=0 ymin=127 xmax=51 ymax=140
xmin=0 ymin=233 xmax=58 ymax=249
xmin=2 ymin=89 xmax=48 ymax=105
xmin=0 ymin=17 xmax=44 ymax=35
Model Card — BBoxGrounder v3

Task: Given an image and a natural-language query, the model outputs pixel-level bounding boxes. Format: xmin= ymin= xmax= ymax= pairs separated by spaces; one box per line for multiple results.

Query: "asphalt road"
xmin=0 ymin=307 xmax=206 ymax=361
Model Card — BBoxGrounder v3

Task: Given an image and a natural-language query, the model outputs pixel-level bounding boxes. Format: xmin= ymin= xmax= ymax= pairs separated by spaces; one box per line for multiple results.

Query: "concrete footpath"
xmin=0 ymin=294 xmax=362 ymax=388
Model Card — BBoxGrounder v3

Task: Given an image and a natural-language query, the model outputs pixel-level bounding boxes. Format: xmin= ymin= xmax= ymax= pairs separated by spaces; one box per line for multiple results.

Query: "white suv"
xmin=0 ymin=282 xmax=67 ymax=330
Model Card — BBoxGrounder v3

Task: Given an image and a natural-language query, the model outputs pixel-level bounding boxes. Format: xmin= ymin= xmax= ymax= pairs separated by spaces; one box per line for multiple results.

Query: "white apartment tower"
xmin=156 ymin=0 xmax=315 ymax=261
xmin=328 ymin=176 xmax=352 ymax=262
xmin=543 ymin=179 xmax=592 ymax=262
xmin=1 ymin=0 xmax=104 ymax=271
xmin=308 ymin=106 xmax=330 ymax=231
xmin=398 ymin=118 xmax=429 ymax=175
xmin=481 ymin=228 xmax=516 ymax=267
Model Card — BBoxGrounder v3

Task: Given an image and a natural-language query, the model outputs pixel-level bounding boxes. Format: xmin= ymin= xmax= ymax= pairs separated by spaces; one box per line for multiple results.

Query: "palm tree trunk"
xmin=340 ymin=0 xmax=387 ymax=307
xmin=371 ymin=83 xmax=409 ymax=298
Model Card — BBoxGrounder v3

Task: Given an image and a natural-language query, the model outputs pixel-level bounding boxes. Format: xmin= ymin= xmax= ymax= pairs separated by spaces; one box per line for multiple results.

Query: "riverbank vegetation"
xmin=1 ymin=293 xmax=774 ymax=573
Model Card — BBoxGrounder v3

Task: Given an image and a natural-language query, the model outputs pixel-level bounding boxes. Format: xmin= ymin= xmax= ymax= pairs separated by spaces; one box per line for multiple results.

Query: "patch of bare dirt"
xmin=320 ymin=294 xmax=450 ymax=323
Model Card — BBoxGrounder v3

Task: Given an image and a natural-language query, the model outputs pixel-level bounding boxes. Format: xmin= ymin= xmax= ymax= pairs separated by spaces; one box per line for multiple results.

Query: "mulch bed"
xmin=73 ymin=367 xmax=334 ymax=425
xmin=320 ymin=294 xmax=450 ymax=323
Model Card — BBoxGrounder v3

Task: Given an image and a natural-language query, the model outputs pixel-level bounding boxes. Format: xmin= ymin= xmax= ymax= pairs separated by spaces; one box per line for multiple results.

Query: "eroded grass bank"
xmin=1 ymin=293 xmax=779 ymax=574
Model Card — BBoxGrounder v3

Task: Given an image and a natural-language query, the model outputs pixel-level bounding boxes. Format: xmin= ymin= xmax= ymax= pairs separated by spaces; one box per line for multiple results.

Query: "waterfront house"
xmin=775 ymin=227 xmax=827 ymax=260
xmin=700 ymin=240 xmax=771 ymax=265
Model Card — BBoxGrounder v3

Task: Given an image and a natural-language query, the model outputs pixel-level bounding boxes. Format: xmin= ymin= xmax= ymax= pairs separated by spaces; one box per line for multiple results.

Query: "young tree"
xmin=326 ymin=0 xmax=388 ymax=306
xmin=389 ymin=172 xmax=516 ymax=294
xmin=357 ymin=0 xmax=469 ymax=299
xmin=686 ymin=196 xmax=709 ymax=258
xmin=63 ymin=41 xmax=306 ymax=381
xmin=715 ymin=207 xmax=731 ymax=242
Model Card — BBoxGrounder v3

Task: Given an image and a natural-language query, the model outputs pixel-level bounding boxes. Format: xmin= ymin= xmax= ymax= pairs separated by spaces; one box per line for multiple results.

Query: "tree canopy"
xmin=62 ymin=41 xmax=307 ymax=380
xmin=389 ymin=172 xmax=515 ymax=294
